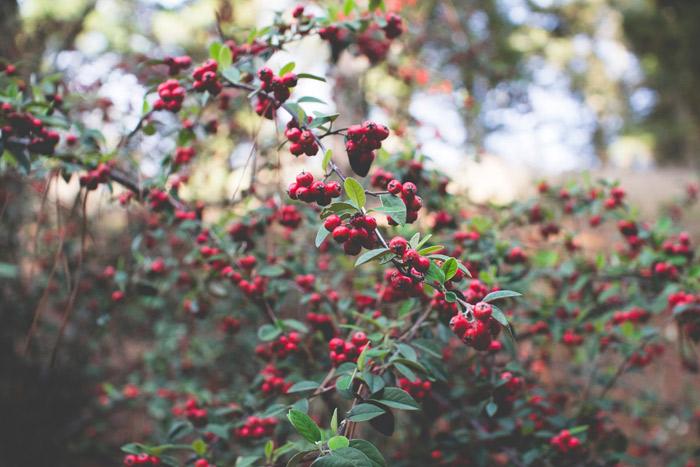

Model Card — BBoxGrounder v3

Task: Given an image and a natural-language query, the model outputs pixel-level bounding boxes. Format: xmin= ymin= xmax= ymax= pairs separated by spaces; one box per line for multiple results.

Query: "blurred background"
xmin=1 ymin=0 xmax=699 ymax=465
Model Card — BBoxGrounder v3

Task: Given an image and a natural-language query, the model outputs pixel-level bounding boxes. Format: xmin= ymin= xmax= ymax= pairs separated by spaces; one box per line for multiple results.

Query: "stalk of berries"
xmin=184 ymin=398 xmax=208 ymax=427
xmin=449 ymin=301 xmax=502 ymax=351
xmin=123 ymin=454 xmax=161 ymax=466
xmin=255 ymin=66 xmax=297 ymax=119
xmin=324 ymin=213 xmax=379 ymax=255
xmin=386 ymin=180 xmax=421 ymax=224
xmin=344 ymin=121 xmax=390 ymax=177
xmin=79 ymin=162 xmax=112 ymax=191
xmin=288 ymin=171 xmax=341 ymax=206
xmin=398 ymin=377 xmax=432 ymax=401
xmin=163 ymin=55 xmax=192 ymax=75
xmin=154 ymin=79 xmax=186 ymax=112
xmin=192 ymin=59 xmax=222 ymax=95
xmin=235 ymin=416 xmax=278 ymax=440
xmin=328 ymin=332 xmax=369 ymax=366
xmin=174 ymin=146 xmax=195 ymax=165
xmin=285 ymin=119 xmax=318 ymax=156
xmin=550 ymin=429 xmax=582 ymax=454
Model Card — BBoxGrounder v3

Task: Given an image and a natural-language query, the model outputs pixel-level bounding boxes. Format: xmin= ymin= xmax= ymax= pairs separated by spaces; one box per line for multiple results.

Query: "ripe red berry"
xmin=387 ymin=179 xmax=402 ymax=194
xmin=324 ymin=214 xmax=342 ymax=232
xmin=473 ymin=302 xmax=492 ymax=321
xmin=389 ymin=236 xmax=408 ymax=255
xmin=332 ymin=225 xmax=350 ymax=243
xmin=296 ymin=171 xmax=313 ymax=187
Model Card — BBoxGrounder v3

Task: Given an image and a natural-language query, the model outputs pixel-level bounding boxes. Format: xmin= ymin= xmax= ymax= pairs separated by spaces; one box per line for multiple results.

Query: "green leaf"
xmin=328 ymin=435 xmax=350 ymax=450
xmin=287 ymin=450 xmax=312 ymax=467
xmin=222 ymin=66 xmax=241 ymax=84
xmin=258 ymin=324 xmax=281 ymax=341
xmin=372 ymin=387 xmax=419 ymax=411
xmin=444 ymin=291 xmax=457 ymax=303
xmin=209 ymin=42 xmax=222 ymax=60
xmin=356 ymin=345 xmax=369 ymax=371
xmin=258 ymin=265 xmax=285 ymax=277
xmin=348 ymin=440 xmax=385 ymax=467
xmin=486 ymin=401 xmax=498 ymax=417
xmin=236 ymin=456 xmax=259 ymax=467
xmin=490 ymin=305 xmax=509 ymax=327
xmin=287 ymin=409 xmax=322 ymax=443
xmin=334 ymin=447 xmax=373 ymax=467
xmin=265 ymin=440 xmax=274 ymax=459
xmin=297 ymin=73 xmax=327 ymax=82
xmin=395 ymin=343 xmax=417 ymax=361
xmin=288 ymin=381 xmax=320 ymax=393
xmin=322 ymin=149 xmax=333 ymax=172
xmin=298 ymin=96 xmax=326 ymax=104
xmin=219 ymin=46 xmax=233 ymax=69
xmin=375 ymin=195 xmax=406 ymax=224
xmin=417 ymin=245 xmax=444 ymax=255
xmin=343 ymin=0 xmax=355 ymax=16
xmin=280 ymin=61 xmax=296 ymax=76
xmin=191 ymin=438 xmax=207 ymax=455
xmin=330 ymin=408 xmax=339 ymax=432
xmin=355 ymin=248 xmax=390 ymax=267
xmin=346 ymin=404 xmax=386 ymax=422
xmin=483 ymin=290 xmax=522 ymax=303
xmin=441 ymin=257 xmax=458 ymax=280
xmin=344 ymin=177 xmax=366 ymax=208
xmin=316 ymin=225 xmax=330 ymax=247
xmin=425 ymin=260 xmax=445 ymax=286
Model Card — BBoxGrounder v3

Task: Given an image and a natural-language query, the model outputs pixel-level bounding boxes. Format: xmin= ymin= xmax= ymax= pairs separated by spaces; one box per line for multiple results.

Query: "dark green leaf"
xmin=287 ymin=409 xmax=322 ymax=443
xmin=346 ymin=404 xmax=386 ymax=422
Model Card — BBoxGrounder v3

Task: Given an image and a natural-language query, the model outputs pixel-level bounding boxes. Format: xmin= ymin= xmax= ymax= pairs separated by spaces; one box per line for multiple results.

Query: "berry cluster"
xmin=254 ymin=67 xmax=297 ymax=119
xmin=449 ymin=302 xmax=502 ymax=351
xmin=493 ymin=371 xmax=524 ymax=404
xmin=163 ymin=55 xmax=191 ymax=75
xmin=192 ymin=60 xmax=222 ymax=95
xmin=432 ymin=210 xmax=456 ymax=230
xmin=174 ymin=146 xmax=195 ymax=165
xmin=79 ymin=162 xmax=112 ymax=190
xmin=398 ymin=378 xmax=432 ymax=401
xmin=276 ymin=204 xmax=303 ymax=228
xmin=288 ymin=172 xmax=341 ymax=206
xmin=549 ymin=429 xmax=582 ymax=454
xmin=306 ymin=311 xmax=334 ymax=334
xmin=1 ymin=110 xmax=60 ymax=154
xmin=261 ymin=365 xmax=291 ymax=395
xmin=662 ymin=232 xmax=693 ymax=258
xmin=256 ymin=332 xmax=302 ymax=359
xmin=561 ymin=329 xmax=584 ymax=346
xmin=220 ymin=316 xmax=241 ymax=334
xmin=184 ymin=398 xmax=208 ymax=427
xmin=388 ymin=181 xmax=422 ymax=224
xmin=284 ymin=119 xmax=318 ymax=156
xmin=379 ymin=269 xmax=423 ymax=302
xmin=328 ymin=332 xmax=369 ymax=366
xmin=383 ymin=13 xmax=404 ymax=39
xmin=324 ymin=213 xmax=379 ymax=255
xmin=235 ymin=416 xmax=278 ymax=440
xmin=344 ymin=121 xmax=389 ymax=177
xmin=611 ymin=307 xmax=649 ymax=325
xmin=147 ymin=188 xmax=170 ymax=211
xmin=123 ymin=454 xmax=161 ymax=466
xmin=505 ymin=246 xmax=527 ymax=264
xmin=154 ymin=79 xmax=186 ymax=112
xmin=388 ymin=238 xmax=431 ymax=278
xmin=603 ymin=186 xmax=626 ymax=209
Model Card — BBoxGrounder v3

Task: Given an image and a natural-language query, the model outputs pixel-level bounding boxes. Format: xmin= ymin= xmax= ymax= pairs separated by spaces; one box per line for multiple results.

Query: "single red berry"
xmin=473 ymin=302 xmax=492 ymax=321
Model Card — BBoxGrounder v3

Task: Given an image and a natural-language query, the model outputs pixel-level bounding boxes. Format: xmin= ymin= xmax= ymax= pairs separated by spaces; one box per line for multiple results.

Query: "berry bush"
xmin=1 ymin=2 xmax=699 ymax=467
